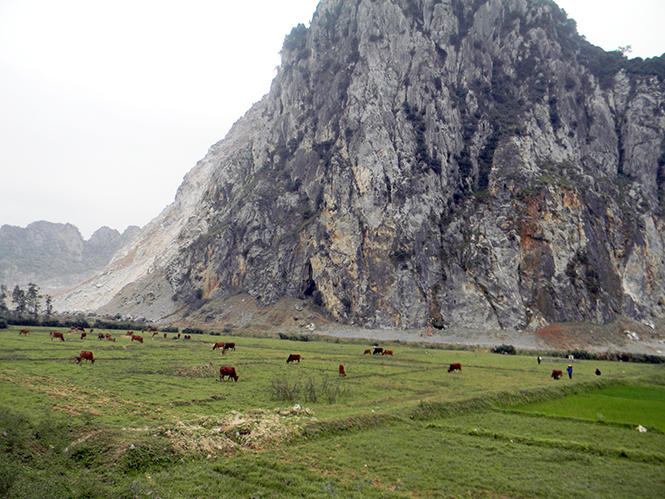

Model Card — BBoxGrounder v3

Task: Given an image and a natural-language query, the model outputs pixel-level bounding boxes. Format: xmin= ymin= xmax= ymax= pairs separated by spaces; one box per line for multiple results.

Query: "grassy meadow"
xmin=1 ymin=325 xmax=664 ymax=498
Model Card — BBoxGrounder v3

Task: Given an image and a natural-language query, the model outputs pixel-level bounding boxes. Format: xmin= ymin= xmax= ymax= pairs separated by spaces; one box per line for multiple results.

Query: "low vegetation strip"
xmin=410 ymin=378 xmax=624 ymax=420
xmin=424 ymin=423 xmax=665 ymax=464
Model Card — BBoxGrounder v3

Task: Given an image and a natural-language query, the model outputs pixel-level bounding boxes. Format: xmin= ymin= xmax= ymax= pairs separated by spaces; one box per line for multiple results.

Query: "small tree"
xmin=26 ymin=283 xmax=40 ymax=318
xmin=44 ymin=295 xmax=54 ymax=318
xmin=0 ymin=284 xmax=8 ymax=316
xmin=12 ymin=285 xmax=26 ymax=318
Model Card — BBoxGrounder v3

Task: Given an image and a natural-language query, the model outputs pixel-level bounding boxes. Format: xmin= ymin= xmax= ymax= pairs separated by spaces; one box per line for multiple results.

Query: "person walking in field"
xmin=566 ymin=365 xmax=573 ymax=379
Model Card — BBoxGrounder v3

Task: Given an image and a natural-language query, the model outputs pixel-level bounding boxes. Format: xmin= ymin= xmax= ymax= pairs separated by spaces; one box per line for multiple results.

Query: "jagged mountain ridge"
xmin=56 ymin=0 xmax=665 ymax=331
xmin=0 ymin=221 xmax=140 ymax=293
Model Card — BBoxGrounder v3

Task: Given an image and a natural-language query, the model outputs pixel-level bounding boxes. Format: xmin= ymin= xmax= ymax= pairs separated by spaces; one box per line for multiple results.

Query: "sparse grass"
xmin=1 ymin=325 xmax=664 ymax=498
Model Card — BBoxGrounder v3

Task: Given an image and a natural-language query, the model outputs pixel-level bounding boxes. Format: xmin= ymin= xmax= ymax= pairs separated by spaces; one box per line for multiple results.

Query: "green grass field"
xmin=1 ymin=325 xmax=664 ymax=498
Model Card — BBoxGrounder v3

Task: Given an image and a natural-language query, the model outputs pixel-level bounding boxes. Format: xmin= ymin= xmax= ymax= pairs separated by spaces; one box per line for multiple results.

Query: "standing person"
xmin=567 ymin=365 xmax=573 ymax=379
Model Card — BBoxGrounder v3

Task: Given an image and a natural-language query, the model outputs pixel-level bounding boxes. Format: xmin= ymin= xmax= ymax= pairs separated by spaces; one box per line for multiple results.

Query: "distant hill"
xmin=0 ymin=221 xmax=140 ymax=293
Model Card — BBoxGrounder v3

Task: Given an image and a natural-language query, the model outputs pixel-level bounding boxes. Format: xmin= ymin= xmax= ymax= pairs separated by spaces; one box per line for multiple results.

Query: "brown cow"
xmin=19 ymin=329 xmax=30 ymax=336
xmin=107 ymin=336 xmax=116 ymax=342
xmin=163 ymin=333 xmax=168 ymax=339
xmin=152 ymin=331 xmax=159 ymax=338
xmin=448 ymin=363 xmax=462 ymax=373
xmin=222 ymin=342 xmax=235 ymax=354
xmin=212 ymin=342 xmax=225 ymax=351
xmin=286 ymin=354 xmax=302 ymax=363
xmin=98 ymin=333 xmax=105 ymax=340
xmin=77 ymin=351 xmax=95 ymax=364
xmin=219 ymin=366 xmax=238 ymax=382
xmin=551 ymin=370 xmax=563 ymax=380
xmin=126 ymin=331 xmax=134 ymax=336
xmin=131 ymin=335 xmax=144 ymax=343
xmin=372 ymin=347 xmax=383 ymax=355
xmin=382 ymin=350 xmax=393 ymax=356
xmin=50 ymin=331 xmax=65 ymax=341
xmin=363 ymin=349 xmax=372 ymax=355
xmin=80 ymin=332 xmax=87 ymax=340
xmin=339 ymin=364 xmax=346 ymax=377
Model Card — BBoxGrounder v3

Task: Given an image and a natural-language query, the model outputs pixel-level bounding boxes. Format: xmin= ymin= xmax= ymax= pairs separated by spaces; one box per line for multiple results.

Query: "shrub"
xmin=182 ymin=327 xmax=204 ymax=335
xmin=278 ymin=332 xmax=311 ymax=342
xmin=40 ymin=318 xmax=61 ymax=327
xmin=492 ymin=344 xmax=516 ymax=355
xmin=270 ymin=379 xmax=301 ymax=402
xmin=568 ymin=349 xmax=595 ymax=360
xmin=0 ymin=318 xmax=6 ymax=329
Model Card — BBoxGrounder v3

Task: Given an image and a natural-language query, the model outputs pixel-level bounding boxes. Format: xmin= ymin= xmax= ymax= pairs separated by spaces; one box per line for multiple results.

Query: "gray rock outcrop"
xmin=55 ymin=0 xmax=665 ymax=331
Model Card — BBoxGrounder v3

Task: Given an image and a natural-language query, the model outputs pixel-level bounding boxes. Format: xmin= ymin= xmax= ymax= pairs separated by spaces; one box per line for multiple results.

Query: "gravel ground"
xmin=309 ymin=323 xmax=665 ymax=355
xmin=312 ymin=324 xmax=549 ymax=350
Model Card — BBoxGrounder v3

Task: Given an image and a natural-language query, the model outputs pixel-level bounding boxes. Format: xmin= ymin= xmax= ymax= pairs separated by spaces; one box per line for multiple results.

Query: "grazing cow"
xmin=77 ymin=351 xmax=95 ymax=364
xmin=131 ymin=335 xmax=144 ymax=343
xmin=595 ymin=368 xmax=601 ymax=376
xmin=363 ymin=349 xmax=372 ymax=355
xmin=98 ymin=333 xmax=105 ymax=340
xmin=107 ymin=335 xmax=116 ymax=342
xmin=372 ymin=347 xmax=383 ymax=355
xmin=126 ymin=331 xmax=134 ymax=336
xmin=164 ymin=333 xmax=167 ymax=339
xmin=448 ymin=363 xmax=462 ymax=373
xmin=286 ymin=354 xmax=302 ymax=363
xmin=382 ymin=350 xmax=393 ymax=356
xmin=50 ymin=331 xmax=65 ymax=341
xmin=80 ymin=332 xmax=87 ymax=340
xmin=219 ymin=366 xmax=238 ymax=382
xmin=152 ymin=331 xmax=159 ymax=338
xmin=222 ymin=342 xmax=235 ymax=354
xmin=19 ymin=329 xmax=30 ymax=336
xmin=551 ymin=370 xmax=563 ymax=380
xmin=212 ymin=342 xmax=225 ymax=351
xmin=339 ymin=364 xmax=346 ymax=377
xmin=76 ymin=326 xmax=85 ymax=332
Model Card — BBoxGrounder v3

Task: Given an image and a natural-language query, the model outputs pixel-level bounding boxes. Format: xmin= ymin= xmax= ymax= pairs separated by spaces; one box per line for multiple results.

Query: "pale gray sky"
xmin=1 ymin=0 xmax=663 ymax=239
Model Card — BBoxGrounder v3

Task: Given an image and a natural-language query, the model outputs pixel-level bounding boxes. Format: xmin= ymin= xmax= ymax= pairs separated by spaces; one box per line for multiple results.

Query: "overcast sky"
xmin=1 ymin=0 xmax=663 ymax=239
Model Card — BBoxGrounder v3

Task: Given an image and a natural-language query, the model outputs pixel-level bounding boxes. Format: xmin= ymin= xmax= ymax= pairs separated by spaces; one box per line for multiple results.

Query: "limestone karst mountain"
xmin=54 ymin=0 xmax=665 ymax=331
xmin=0 ymin=221 xmax=139 ymax=294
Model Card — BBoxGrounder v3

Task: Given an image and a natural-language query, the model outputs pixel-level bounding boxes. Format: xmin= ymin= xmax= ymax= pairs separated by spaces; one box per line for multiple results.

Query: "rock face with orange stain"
xmin=55 ymin=0 xmax=665 ymax=333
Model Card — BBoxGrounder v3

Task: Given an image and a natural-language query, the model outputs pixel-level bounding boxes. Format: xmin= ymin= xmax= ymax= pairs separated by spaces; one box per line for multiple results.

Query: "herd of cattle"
xmin=17 ymin=328 xmax=406 ymax=383
xmin=18 ymin=328 xmax=599 ymax=384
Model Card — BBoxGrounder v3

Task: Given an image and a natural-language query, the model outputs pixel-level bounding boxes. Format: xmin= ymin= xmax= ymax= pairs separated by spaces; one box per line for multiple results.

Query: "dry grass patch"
xmin=157 ymin=406 xmax=318 ymax=456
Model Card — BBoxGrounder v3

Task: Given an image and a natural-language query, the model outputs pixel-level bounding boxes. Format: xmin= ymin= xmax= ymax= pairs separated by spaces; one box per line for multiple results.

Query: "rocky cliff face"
xmin=0 ymin=221 xmax=139 ymax=293
xmin=55 ymin=0 xmax=665 ymax=331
